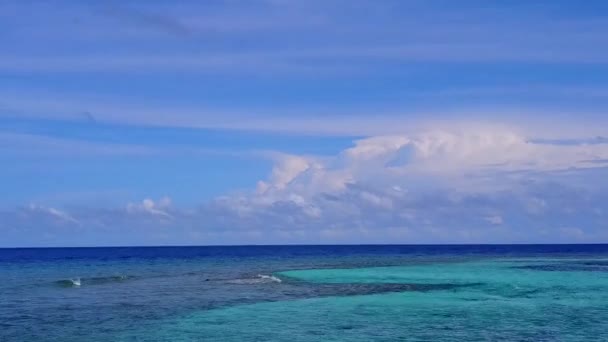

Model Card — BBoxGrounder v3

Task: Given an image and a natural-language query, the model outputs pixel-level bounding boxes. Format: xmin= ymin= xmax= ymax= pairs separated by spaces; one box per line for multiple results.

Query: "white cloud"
xmin=126 ymin=197 xmax=173 ymax=218
xmin=23 ymin=204 xmax=80 ymax=224
xmin=250 ymin=128 xmax=608 ymax=204
xmin=194 ymin=126 xmax=608 ymax=244
xmin=260 ymin=154 xmax=313 ymax=191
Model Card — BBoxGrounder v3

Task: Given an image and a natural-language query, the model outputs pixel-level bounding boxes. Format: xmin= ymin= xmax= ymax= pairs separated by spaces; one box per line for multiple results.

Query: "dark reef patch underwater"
xmin=1 ymin=245 xmax=608 ymax=341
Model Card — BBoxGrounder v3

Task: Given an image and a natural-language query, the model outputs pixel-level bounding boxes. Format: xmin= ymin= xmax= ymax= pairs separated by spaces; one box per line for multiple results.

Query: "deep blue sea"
xmin=2 ymin=245 xmax=608 ymax=341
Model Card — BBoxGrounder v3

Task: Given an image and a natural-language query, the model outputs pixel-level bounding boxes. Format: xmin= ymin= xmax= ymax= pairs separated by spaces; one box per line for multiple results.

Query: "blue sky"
xmin=1 ymin=0 xmax=608 ymax=246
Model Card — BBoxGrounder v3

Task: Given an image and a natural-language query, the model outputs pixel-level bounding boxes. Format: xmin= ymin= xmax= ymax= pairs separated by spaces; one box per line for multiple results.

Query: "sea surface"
xmin=1 ymin=245 xmax=608 ymax=341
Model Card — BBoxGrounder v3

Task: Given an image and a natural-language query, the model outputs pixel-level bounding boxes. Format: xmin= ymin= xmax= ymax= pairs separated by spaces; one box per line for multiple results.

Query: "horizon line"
xmin=2 ymin=242 xmax=608 ymax=249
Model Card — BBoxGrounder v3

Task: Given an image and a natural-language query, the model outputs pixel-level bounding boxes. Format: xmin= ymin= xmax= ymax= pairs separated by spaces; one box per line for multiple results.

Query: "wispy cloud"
xmin=0 ymin=132 xmax=158 ymax=157
xmin=25 ymin=204 xmax=80 ymax=225
xmin=1 ymin=43 xmax=606 ymax=75
xmin=2 ymin=1 xmax=608 ymax=74
xmin=0 ymin=131 xmax=261 ymax=159
xmin=3 ymin=88 xmax=608 ymax=139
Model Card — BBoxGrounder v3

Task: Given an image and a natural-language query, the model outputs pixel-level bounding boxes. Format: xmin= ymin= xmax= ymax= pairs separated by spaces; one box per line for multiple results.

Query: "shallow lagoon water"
xmin=1 ymin=245 xmax=608 ymax=341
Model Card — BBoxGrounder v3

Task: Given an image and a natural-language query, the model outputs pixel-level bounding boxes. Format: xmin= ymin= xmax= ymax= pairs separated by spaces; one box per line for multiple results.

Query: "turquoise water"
xmin=2 ymin=246 xmax=608 ymax=341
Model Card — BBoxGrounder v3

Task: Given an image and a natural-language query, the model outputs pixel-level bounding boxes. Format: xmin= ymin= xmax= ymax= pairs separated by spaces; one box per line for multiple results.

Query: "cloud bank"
xmin=3 ymin=124 xmax=608 ymax=246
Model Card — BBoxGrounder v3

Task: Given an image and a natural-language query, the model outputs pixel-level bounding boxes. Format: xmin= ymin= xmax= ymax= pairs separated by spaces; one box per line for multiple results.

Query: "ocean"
xmin=1 ymin=245 xmax=608 ymax=341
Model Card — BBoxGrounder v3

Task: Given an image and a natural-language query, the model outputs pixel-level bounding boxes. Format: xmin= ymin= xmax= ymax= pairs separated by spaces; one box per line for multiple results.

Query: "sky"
xmin=2 ymin=0 xmax=608 ymax=247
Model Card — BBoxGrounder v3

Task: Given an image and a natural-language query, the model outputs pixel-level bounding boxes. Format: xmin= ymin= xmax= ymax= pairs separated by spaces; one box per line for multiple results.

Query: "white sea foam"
xmin=225 ymin=274 xmax=282 ymax=285
xmin=70 ymin=278 xmax=81 ymax=287
xmin=257 ymin=274 xmax=282 ymax=283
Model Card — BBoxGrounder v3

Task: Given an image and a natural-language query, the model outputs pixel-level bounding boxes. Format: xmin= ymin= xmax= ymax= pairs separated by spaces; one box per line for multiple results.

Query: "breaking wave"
xmin=55 ymin=278 xmax=81 ymax=287
xmin=224 ymin=274 xmax=283 ymax=285
xmin=55 ymin=275 xmax=132 ymax=287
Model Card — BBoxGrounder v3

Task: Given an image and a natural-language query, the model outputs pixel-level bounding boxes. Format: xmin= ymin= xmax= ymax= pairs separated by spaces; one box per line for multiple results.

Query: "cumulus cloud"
xmin=199 ymin=126 xmax=608 ymax=244
xmin=250 ymin=128 xmax=608 ymax=202
xmin=126 ymin=197 xmax=173 ymax=218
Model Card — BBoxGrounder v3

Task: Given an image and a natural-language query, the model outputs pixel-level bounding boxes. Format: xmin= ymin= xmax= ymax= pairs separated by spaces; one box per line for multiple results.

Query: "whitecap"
xmin=225 ymin=274 xmax=282 ymax=285
xmin=257 ymin=274 xmax=282 ymax=283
